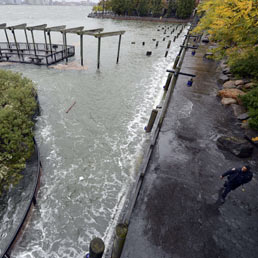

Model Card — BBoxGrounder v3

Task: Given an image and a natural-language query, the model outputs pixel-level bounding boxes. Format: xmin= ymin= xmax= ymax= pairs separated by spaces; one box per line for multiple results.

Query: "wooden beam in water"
xmin=93 ymin=31 xmax=125 ymax=38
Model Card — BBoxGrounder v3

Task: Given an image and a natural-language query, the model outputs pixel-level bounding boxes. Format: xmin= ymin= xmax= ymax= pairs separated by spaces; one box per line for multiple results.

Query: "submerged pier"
xmin=0 ymin=23 xmax=125 ymax=68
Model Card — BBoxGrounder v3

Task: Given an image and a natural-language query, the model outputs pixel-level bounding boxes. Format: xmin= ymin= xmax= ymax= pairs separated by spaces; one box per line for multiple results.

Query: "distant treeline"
xmin=94 ymin=0 xmax=196 ymax=19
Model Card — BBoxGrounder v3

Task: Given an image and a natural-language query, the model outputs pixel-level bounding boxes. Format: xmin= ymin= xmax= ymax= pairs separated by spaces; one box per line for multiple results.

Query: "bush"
xmin=240 ymin=86 xmax=258 ymax=130
xmin=0 ymin=70 xmax=38 ymax=194
xmin=229 ymin=51 xmax=258 ymax=79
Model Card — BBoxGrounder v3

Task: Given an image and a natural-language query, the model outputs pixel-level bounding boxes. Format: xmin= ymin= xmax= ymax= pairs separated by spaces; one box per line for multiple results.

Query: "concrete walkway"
xmin=121 ymin=43 xmax=258 ymax=258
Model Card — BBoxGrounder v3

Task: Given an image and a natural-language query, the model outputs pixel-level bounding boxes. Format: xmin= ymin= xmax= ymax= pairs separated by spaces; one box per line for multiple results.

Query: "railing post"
xmin=111 ymin=223 xmax=128 ymax=258
xmin=88 ymin=238 xmax=105 ymax=258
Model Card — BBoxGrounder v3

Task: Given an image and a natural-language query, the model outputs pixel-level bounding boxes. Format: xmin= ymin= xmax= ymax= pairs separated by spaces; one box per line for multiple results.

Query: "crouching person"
xmin=220 ymin=165 xmax=253 ymax=203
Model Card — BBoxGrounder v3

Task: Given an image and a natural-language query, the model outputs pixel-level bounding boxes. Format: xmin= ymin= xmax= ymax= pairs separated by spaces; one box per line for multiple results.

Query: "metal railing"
xmin=0 ymin=42 xmax=75 ymax=65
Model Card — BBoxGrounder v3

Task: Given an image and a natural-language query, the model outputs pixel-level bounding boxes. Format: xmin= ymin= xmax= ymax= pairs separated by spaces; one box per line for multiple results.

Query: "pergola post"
xmin=24 ymin=29 xmax=30 ymax=50
xmin=80 ymin=34 xmax=83 ymax=66
xmin=30 ymin=30 xmax=37 ymax=56
xmin=47 ymin=30 xmax=53 ymax=56
xmin=11 ymin=29 xmax=20 ymax=59
xmin=116 ymin=34 xmax=122 ymax=64
xmin=4 ymin=29 xmax=10 ymax=49
xmin=64 ymin=32 xmax=68 ymax=63
xmin=44 ymin=30 xmax=48 ymax=51
xmin=97 ymin=37 xmax=101 ymax=69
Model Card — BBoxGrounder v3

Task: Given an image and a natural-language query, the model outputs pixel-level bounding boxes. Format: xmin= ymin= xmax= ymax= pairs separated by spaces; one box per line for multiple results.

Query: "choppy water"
xmin=0 ymin=5 xmax=188 ymax=257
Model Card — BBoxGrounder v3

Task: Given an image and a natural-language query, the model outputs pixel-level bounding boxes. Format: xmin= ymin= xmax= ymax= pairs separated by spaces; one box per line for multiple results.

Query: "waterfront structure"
xmin=0 ymin=23 xmax=125 ymax=68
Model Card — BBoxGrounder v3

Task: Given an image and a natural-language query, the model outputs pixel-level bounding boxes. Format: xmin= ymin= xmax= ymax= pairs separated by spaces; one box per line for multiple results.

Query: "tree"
xmin=194 ymin=0 xmax=258 ymax=78
xmin=167 ymin=0 xmax=177 ymax=17
xmin=149 ymin=0 xmax=163 ymax=17
xmin=137 ymin=0 xmax=149 ymax=16
xmin=175 ymin=0 xmax=195 ymax=19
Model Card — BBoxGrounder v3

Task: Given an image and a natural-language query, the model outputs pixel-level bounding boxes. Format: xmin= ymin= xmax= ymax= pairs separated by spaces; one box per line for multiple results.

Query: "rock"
xmin=237 ymin=112 xmax=249 ymax=120
xmin=231 ymin=104 xmax=247 ymax=117
xmin=243 ymin=82 xmax=255 ymax=90
xmin=218 ymin=74 xmax=229 ymax=85
xmin=222 ymin=67 xmax=231 ymax=74
xmin=223 ymin=80 xmax=236 ymax=89
xmin=217 ymin=89 xmax=245 ymax=104
xmin=221 ymin=98 xmax=237 ymax=105
xmin=202 ymin=37 xmax=209 ymax=43
xmin=235 ymin=80 xmax=245 ymax=86
xmin=241 ymin=120 xmax=249 ymax=129
xmin=217 ymin=136 xmax=254 ymax=158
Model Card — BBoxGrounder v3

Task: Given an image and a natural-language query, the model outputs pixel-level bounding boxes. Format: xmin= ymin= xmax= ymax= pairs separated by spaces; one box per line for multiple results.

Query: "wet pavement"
xmin=120 ymin=43 xmax=258 ymax=258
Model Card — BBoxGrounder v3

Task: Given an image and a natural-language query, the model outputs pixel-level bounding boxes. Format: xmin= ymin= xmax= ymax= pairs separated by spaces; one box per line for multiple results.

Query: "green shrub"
xmin=240 ymin=86 xmax=258 ymax=130
xmin=230 ymin=52 xmax=258 ymax=79
xmin=0 ymin=70 xmax=38 ymax=194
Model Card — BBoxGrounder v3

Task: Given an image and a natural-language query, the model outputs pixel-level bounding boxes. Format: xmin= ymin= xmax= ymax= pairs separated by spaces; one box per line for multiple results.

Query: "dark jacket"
xmin=222 ymin=167 xmax=253 ymax=190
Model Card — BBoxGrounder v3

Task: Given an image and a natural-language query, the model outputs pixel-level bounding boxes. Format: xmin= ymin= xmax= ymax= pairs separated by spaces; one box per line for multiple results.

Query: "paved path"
xmin=121 ymin=43 xmax=258 ymax=258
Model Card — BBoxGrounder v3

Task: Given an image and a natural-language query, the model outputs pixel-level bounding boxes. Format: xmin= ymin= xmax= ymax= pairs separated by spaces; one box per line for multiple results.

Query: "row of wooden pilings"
xmin=134 ymin=24 xmax=187 ymax=58
xmin=85 ymin=21 xmax=201 ymax=258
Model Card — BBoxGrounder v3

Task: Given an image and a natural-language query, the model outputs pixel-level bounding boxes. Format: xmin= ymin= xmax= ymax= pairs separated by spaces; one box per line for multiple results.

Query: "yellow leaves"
xmin=251 ymin=137 xmax=258 ymax=142
xmin=194 ymin=0 xmax=258 ymax=45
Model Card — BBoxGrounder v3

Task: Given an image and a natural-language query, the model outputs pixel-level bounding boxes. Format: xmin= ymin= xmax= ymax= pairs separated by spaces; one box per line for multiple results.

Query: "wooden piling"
xmin=116 ymin=34 xmax=122 ymax=64
xmin=167 ymin=40 xmax=171 ymax=49
xmin=164 ymin=72 xmax=173 ymax=91
xmin=145 ymin=109 xmax=158 ymax=133
xmin=111 ymin=223 xmax=128 ymax=258
xmin=173 ymin=55 xmax=180 ymax=69
xmin=89 ymin=238 xmax=105 ymax=258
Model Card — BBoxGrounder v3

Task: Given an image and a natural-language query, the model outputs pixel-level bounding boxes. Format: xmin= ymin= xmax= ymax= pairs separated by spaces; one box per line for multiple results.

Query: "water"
xmin=0 ymin=5 xmax=188 ymax=257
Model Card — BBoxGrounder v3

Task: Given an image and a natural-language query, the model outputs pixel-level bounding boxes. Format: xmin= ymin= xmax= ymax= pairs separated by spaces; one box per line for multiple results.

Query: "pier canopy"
xmin=0 ymin=23 xmax=126 ymax=68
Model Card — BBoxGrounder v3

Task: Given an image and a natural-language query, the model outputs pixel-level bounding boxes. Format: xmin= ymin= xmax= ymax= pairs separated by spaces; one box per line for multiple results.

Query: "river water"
xmin=0 ymin=5 xmax=187 ymax=258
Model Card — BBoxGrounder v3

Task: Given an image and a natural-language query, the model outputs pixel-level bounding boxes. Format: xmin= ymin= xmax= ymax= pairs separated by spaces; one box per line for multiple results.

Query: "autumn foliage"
xmin=194 ymin=0 xmax=258 ymax=79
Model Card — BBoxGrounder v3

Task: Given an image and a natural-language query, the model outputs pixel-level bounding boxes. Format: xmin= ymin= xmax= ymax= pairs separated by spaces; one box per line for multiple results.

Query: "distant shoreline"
xmin=88 ymin=13 xmax=192 ymax=24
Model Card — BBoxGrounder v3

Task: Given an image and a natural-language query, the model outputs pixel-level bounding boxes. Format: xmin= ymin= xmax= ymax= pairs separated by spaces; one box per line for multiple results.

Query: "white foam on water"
xmin=101 ymin=27 xmax=189 ymax=252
